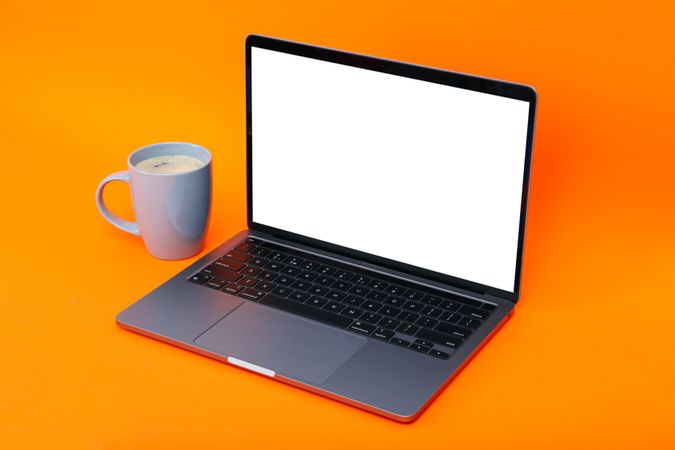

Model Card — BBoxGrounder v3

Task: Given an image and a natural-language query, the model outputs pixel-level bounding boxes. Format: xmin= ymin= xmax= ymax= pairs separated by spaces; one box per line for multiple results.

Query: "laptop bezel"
xmin=245 ymin=34 xmax=537 ymax=302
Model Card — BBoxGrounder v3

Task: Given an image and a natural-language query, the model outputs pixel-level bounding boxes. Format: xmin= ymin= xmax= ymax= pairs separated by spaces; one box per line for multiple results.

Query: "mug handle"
xmin=96 ymin=170 xmax=141 ymax=236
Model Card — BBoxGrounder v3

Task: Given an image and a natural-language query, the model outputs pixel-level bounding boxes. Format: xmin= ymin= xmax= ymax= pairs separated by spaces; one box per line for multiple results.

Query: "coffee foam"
xmin=135 ymin=154 xmax=205 ymax=174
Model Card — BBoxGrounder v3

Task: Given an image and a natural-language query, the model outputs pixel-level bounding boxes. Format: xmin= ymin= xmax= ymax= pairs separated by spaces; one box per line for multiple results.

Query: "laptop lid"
xmin=245 ymin=35 xmax=537 ymax=302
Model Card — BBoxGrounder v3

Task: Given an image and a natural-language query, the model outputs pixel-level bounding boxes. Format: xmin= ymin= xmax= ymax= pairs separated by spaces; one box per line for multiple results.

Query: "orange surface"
xmin=1 ymin=0 xmax=674 ymax=448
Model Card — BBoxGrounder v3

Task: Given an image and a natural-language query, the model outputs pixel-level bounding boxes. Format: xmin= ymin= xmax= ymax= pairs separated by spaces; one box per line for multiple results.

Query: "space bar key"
xmin=259 ymin=295 xmax=353 ymax=328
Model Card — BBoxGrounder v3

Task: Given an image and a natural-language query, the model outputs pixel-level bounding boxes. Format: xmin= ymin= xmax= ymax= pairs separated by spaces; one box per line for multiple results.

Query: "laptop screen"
xmin=250 ymin=46 xmax=531 ymax=293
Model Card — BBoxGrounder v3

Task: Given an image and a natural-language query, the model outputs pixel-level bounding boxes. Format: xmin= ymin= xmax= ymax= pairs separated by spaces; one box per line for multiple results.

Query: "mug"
xmin=96 ymin=142 xmax=212 ymax=260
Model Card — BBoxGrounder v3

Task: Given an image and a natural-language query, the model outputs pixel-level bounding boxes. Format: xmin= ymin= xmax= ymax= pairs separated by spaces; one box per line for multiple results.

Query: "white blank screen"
xmin=251 ymin=47 xmax=530 ymax=292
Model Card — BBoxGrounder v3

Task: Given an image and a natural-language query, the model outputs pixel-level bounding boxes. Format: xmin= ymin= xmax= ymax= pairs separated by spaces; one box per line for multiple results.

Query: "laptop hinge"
xmin=248 ymin=229 xmax=515 ymax=303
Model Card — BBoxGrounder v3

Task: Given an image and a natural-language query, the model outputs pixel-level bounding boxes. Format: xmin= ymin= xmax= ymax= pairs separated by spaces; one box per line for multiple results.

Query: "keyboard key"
xmin=435 ymin=322 xmax=471 ymax=339
xmin=300 ymin=260 xmax=319 ymax=270
xmin=421 ymin=295 xmax=443 ymax=306
xmin=332 ymin=281 xmax=353 ymax=291
xmin=396 ymin=323 xmax=420 ymax=336
xmin=341 ymin=307 xmax=363 ymax=319
xmin=440 ymin=300 xmax=461 ymax=311
xmin=189 ymin=272 xmax=211 ymax=285
xmin=269 ymin=252 xmax=289 ymax=262
xmin=271 ymin=286 xmax=293 ymax=297
xmin=251 ymin=247 xmax=271 ymax=257
xmin=362 ymin=301 xmax=382 ymax=312
xmin=214 ymin=258 xmax=245 ymax=272
xmin=372 ymin=328 xmax=395 ymax=341
xmin=378 ymin=317 xmax=400 ymax=329
xmin=317 ymin=266 xmax=336 ymax=275
xmin=241 ymin=266 xmax=262 ymax=276
xmin=266 ymin=262 xmax=285 ymax=272
xmin=224 ymin=250 xmax=251 ymax=262
xmin=421 ymin=306 xmax=443 ymax=318
xmin=416 ymin=328 xmax=462 ymax=349
xmin=458 ymin=317 xmax=482 ymax=329
xmin=349 ymin=285 xmax=369 ymax=296
xmin=410 ymin=343 xmax=431 ymax=353
xmin=254 ymin=281 xmax=276 ymax=292
xmin=349 ymin=321 xmax=376 ymax=335
xmin=234 ymin=241 xmax=254 ymax=253
xmin=482 ymin=303 xmax=496 ymax=311
xmin=288 ymin=291 xmax=311 ymax=303
xmin=276 ymin=276 xmax=295 ymax=286
xmin=286 ymin=257 xmax=304 ymax=266
xmin=257 ymin=271 xmax=278 ymax=282
xmin=205 ymin=278 xmax=226 ymax=289
xmin=315 ymin=276 xmax=335 ymax=286
xmin=403 ymin=289 xmax=425 ymax=301
xmin=361 ymin=300 xmax=382 ymax=312
xmin=246 ymin=237 xmax=263 ymax=244
xmin=416 ymin=316 xmax=438 ymax=328
xmin=365 ymin=291 xmax=388 ymax=301
xmin=415 ymin=339 xmax=434 ymax=348
xmin=334 ymin=270 xmax=353 ymax=281
xmin=198 ymin=267 xmax=215 ymax=277
xmin=308 ymin=285 xmax=330 ymax=296
xmin=402 ymin=301 xmax=424 ymax=312
xmin=237 ymin=288 xmax=265 ymax=301
xmin=351 ymin=275 xmax=370 ymax=286
xmin=386 ymin=285 xmax=406 ymax=295
xmin=306 ymin=296 xmax=328 ymax=308
xmin=458 ymin=305 xmax=490 ymax=320
xmin=397 ymin=311 xmax=419 ymax=323
xmin=390 ymin=338 xmax=410 ymax=347
xmin=222 ymin=282 xmax=244 ymax=294
xmin=281 ymin=266 xmax=301 ymax=276
xmin=326 ymin=291 xmax=346 ymax=302
xmin=260 ymin=295 xmax=352 ymax=328
xmin=324 ymin=301 xmax=345 ymax=314
xmin=203 ymin=266 xmax=242 ymax=282
xmin=344 ymin=296 xmax=364 ymax=307
xmin=429 ymin=349 xmax=450 ymax=359
xmin=291 ymin=280 xmax=312 ymax=291
xmin=299 ymin=271 xmax=318 ymax=282
xmin=384 ymin=296 xmax=406 ymax=307
xmin=247 ymin=257 xmax=268 ymax=267
xmin=440 ymin=312 xmax=462 ymax=323
xmin=367 ymin=279 xmax=388 ymax=290
xmin=380 ymin=306 xmax=401 ymax=317
xmin=361 ymin=313 xmax=382 ymax=324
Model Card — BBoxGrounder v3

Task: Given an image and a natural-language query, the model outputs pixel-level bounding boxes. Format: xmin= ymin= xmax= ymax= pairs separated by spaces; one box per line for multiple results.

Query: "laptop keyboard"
xmin=188 ymin=237 xmax=496 ymax=359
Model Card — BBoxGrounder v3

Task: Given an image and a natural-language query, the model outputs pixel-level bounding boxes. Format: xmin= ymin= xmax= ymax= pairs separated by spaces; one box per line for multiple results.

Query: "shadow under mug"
xmin=96 ymin=142 xmax=212 ymax=260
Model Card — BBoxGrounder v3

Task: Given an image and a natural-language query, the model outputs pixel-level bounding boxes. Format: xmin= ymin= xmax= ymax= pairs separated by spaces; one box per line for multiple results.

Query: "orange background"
xmin=1 ymin=0 xmax=674 ymax=448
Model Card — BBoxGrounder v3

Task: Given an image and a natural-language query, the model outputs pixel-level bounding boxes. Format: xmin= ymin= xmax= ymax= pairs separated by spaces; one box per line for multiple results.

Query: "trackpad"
xmin=194 ymin=302 xmax=366 ymax=385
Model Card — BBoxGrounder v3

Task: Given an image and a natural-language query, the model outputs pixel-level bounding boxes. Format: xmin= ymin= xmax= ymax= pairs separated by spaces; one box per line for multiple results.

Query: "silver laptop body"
xmin=117 ymin=35 xmax=537 ymax=422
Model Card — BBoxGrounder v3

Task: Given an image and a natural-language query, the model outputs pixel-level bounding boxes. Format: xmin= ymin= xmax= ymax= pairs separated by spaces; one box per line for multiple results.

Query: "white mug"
xmin=96 ymin=142 xmax=212 ymax=260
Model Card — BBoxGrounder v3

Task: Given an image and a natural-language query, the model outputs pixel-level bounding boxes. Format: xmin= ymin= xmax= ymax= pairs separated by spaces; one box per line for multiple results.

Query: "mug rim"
xmin=127 ymin=142 xmax=212 ymax=176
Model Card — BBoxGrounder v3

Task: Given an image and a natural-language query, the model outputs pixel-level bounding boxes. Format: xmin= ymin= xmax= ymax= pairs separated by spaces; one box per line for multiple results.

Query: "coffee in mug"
xmin=96 ymin=142 xmax=212 ymax=260
xmin=135 ymin=154 xmax=205 ymax=174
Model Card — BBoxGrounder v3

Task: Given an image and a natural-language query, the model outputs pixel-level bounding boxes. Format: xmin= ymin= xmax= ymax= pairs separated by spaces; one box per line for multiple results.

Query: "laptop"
xmin=117 ymin=34 xmax=537 ymax=422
